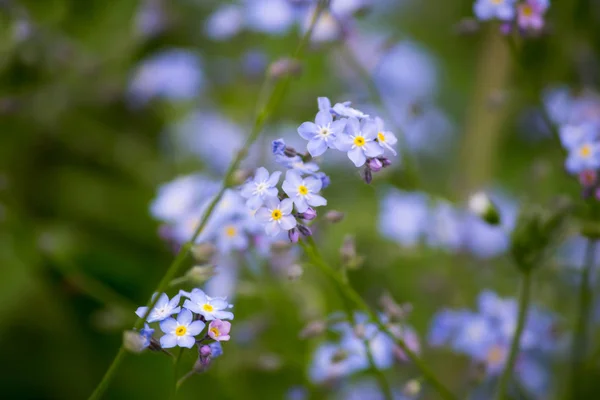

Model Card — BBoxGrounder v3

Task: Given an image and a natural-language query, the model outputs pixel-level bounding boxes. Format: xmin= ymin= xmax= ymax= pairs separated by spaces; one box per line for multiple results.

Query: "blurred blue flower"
xmin=240 ymin=167 xmax=282 ymax=210
xmin=246 ymin=0 xmax=296 ymax=34
xmin=205 ymin=4 xmax=244 ymax=40
xmin=379 ymin=188 xmax=429 ymax=247
xmin=135 ymin=292 xmax=182 ymax=323
xmin=309 ymin=341 xmax=368 ymax=383
xmin=209 ymin=341 xmax=224 ymax=358
xmin=214 ymin=220 xmax=249 ymax=253
xmin=135 ymin=0 xmax=165 ymax=38
xmin=128 ymin=49 xmax=203 ymax=103
xmin=282 ymin=169 xmax=327 ymax=213
xmin=564 ymin=131 xmax=600 ymax=174
xmin=473 ymin=0 xmax=516 ymax=21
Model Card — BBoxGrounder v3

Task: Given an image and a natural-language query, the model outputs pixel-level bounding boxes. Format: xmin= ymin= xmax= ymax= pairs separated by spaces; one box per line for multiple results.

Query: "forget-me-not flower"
xmin=208 ymin=319 xmax=232 ymax=342
xmin=473 ymin=0 xmax=516 ymax=21
xmin=517 ymin=0 xmax=549 ymax=30
xmin=255 ymin=197 xmax=297 ymax=236
xmin=135 ymin=293 xmax=181 ymax=323
xmin=298 ymin=110 xmax=347 ymax=157
xmin=215 ymin=220 xmax=249 ymax=253
xmin=183 ymin=288 xmax=234 ymax=321
xmin=159 ymin=309 xmax=206 ymax=349
xmin=139 ymin=323 xmax=155 ymax=349
xmin=374 ymin=117 xmax=398 ymax=156
xmin=565 ymin=131 xmax=600 ymax=174
xmin=336 ymin=117 xmax=384 ymax=167
xmin=240 ymin=167 xmax=281 ymax=210
xmin=282 ymin=170 xmax=327 ymax=213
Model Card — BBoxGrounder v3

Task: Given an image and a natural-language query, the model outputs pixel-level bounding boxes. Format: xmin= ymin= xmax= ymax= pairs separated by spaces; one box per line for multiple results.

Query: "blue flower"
xmin=209 ymin=341 xmax=224 ymax=358
xmin=139 ymin=323 xmax=154 ymax=349
xmin=255 ymin=198 xmax=297 ymax=236
xmin=473 ymin=0 xmax=517 ymax=21
xmin=379 ymin=189 xmax=429 ymax=246
xmin=128 ymin=49 xmax=203 ymax=103
xmin=183 ymin=288 xmax=234 ymax=321
xmin=428 ymin=309 xmax=468 ymax=347
xmin=240 ymin=167 xmax=281 ymax=210
xmin=282 ymin=170 xmax=327 ymax=213
xmin=275 ymin=155 xmax=321 ymax=175
xmin=336 ymin=118 xmax=384 ymax=167
xmin=298 ymin=110 xmax=347 ymax=157
xmin=559 ymin=123 xmax=598 ymax=151
xmin=245 ymin=0 xmax=296 ymax=35
xmin=565 ymin=135 xmax=600 ymax=174
xmin=314 ymin=172 xmax=331 ymax=189
xmin=204 ymin=4 xmax=244 ymax=41
xmin=309 ymin=341 xmax=368 ymax=383
xmin=215 ymin=220 xmax=249 ymax=253
xmin=374 ymin=117 xmax=398 ymax=156
xmin=135 ymin=293 xmax=182 ymax=323
xmin=159 ymin=308 xmax=206 ymax=349
xmin=318 ymin=97 xmax=370 ymax=119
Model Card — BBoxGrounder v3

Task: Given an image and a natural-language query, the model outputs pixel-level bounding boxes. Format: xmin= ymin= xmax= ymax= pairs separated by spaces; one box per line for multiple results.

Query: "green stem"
xmin=175 ymin=370 xmax=196 ymax=392
xmin=299 ymin=238 xmax=457 ymax=400
xmin=494 ymin=270 xmax=533 ymax=400
xmin=568 ymin=238 xmax=598 ymax=399
xmin=87 ymin=4 xmax=328 ymax=399
xmin=338 ymin=43 xmax=420 ymax=189
xmin=170 ymin=348 xmax=184 ymax=400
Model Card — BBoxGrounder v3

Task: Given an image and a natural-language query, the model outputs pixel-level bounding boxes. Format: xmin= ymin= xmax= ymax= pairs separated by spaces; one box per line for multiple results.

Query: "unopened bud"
xmin=297 ymin=225 xmax=312 ymax=237
xmin=340 ymin=235 xmax=364 ymax=269
xmin=379 ymin=157 xmax=392 ymax=168
xmin=468 ymin=192 xmax=500 ymax=226
xmin=199 ymin=344 xmax=212 ymax=357
xmin=185 ymin=264 xmax=216 ymax=285
xmin=453 ymin=18 xmax=480 ymax=35
xmin=579 ymin=170 xmax=597 ymax=187
xmin=268 ymin=58 xmax=302 ymax=79
xmin=363 ymin=167 xmax=373 ymax=184
xmin=368 ymin=157 xmax=383 ymax=172
xmin=299 ymin=207 xmax=317 ymax=220
xmin=325 ymin=210 xmax=345 ymax=223
xmin=123 ymin=330 xmax=146 ymax=353
xmin=272 ymin=138 xmax=286 ymax=155
xmin=287 ymin=264 xmax=304 ymax=280
xmin=299 ymin=320 xmax=327 ymax=339
xmin=191 ymin=243 xmax=216 ymax=261
xmin=403 ymin=380 xmax=421 ymax=396
xmin=288 ymin=228 xmax=300 ymax=243
xmin=233 ymin=169 xmax=252 ymax=185
xmin=353 ymin=324 xmax=366 ymax=339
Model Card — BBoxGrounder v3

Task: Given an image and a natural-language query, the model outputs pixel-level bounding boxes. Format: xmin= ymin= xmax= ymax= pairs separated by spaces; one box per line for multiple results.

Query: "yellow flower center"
xmin=271 ymin=209 xmax=282 ymax=221
xmin=225 ymin=225 xmax=236 ymax=237
xmin=491 ymin=0 xmax=504 ymax=4
xmin=353 ymin=136 xmax=366 ymax=147
xmin=203 ymin=303 xmax=214 ymax=312
xmin=298 ymin=185 xmax=309 ymax=196
xmin=175 ymin=326 xmax=187 ymax=337
xmin=487 ymin=346 xmax=504 ymax=364
xmin=210 ymin=327 xmax=220 ymax=337
xmin=521 ymin=4 xmax=533 ymax=16
xmin=377 ymin=132 xmax=385 ymax=142
xmin=580 ymin=144 xmax=592 ymax=158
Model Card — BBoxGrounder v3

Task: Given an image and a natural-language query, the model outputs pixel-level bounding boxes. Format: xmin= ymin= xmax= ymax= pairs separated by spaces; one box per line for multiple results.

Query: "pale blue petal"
xmin=190 ymin=288 xmax=208 ymax=305
xmin=279 ymin=215 xmax=297 ymax=230
xmin=305 ymin=177 xmax=322 ymax=193
xmin=265 ymin=187 xmax=278 ymax=198
xmin=267 ymin=171 xmax=282 ymax=186
xmin=298 ymin=122 xmax=318 ymax=140
xmin=255 ymin=207 xmax=272 ymax=222
xmin=240 ymin=182 xmax=254 ymax=198
xmin=335 ymin=133 xmax=354 ymax=151
xmin=315 ymin=110 xmax=333 ymax=126
xmin=246 ymin=195 xmax=263 ymax=211
xmin=155 ymin=293 xmax=169 ymax=308
xmin=364 ymin=142 xmax=384 ymax=157
xmin=160 ymin=318 xmax=178 ymax=333
xmin=308 ymin=194 xmax=327 ymax=207
xmin=177 ymin=335 xmax=195 ymax=348
xmin=362 ymin=120 xmax=378 ymax=139
xmin=330 ymin=119 xmax=347 ymax=135
xmin=282 ymin=181 xmax=295 ymax=198
xmin=182 ymin=299 xmax=200 ymax=314
xmin=307 ymin=138 xmax=328 ymax=157
xmin=177 ymin=309 xmax=193 ymax=325
xmin=285 ymin=169 xmax=303 ymax=186
xmin=214 ymin=310 xmax=234 ymax=320
xmin=294 ymin=197 xmax=309 ymax=213
xmin=265 ymin=221 xmax=280 ymax=236
xmin=497 ymin=3 xmax=515 ymax=20
xmin=318 ymin=97 xmax=331 ymax=111
xmin=255 ymin=167 xmax=269 ymax=182
xmin=348 ymin=147 xmax=367 ymax=167
xmin=135 ymin=306 xmax=149 ymax=319
xmin=346 ymin=117 xmax=360 ymax=136
xmin=280 ymin=198 xmax=294 ymax=214
xmin=264 ymin=196 xmax=279 ymax=209
xmin=160 ymin=333 xmax=177 ymax=348
xmin=187 ymin=320 xmax=206 ymax=336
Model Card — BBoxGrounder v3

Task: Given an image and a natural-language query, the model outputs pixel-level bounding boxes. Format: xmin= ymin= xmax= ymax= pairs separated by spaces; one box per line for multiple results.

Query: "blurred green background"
xmin=2 ymin=0 xmax=600 ymax=399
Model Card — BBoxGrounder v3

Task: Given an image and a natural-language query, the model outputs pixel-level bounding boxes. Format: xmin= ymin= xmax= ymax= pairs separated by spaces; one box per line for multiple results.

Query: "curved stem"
xmin=175 ymin=370 xmax=196 ymax=392
xmin=87 ymin=4 xmax=329 ymax=399
xmin=568 ymin=238 xmax=598 ymax=399
xmin=299 ymin=238 xmax=457 ymax=400
xmin=494 ymin=270 xmax=533 ymax=400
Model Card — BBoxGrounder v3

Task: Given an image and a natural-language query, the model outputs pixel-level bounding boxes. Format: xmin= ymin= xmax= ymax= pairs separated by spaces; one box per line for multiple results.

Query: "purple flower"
xmin=159 ymin=309 xmax=206 ymax=349
xmin=298 ymin=110 xmax=347 ymax=157
xmin=282 ymin=170 xmax=327 ymax=213
xmin=473 ymin=0 xmax=516 ymax=21
xmin=336 ymin=118 xmax=385 ymax=167
xmin=208 ymin=319 xmax=232 ymax=341
xmin=517 ymin=0 xmax=549 ymax=30
xmin=255 ymin=198 xmax=297 ymax=236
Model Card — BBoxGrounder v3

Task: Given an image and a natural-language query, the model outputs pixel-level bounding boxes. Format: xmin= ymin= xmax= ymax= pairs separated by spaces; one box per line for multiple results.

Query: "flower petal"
xmin=364 ymin=142 xmax=384 ymax=157
xmin=177 ymin=335 xmax=196 ymax=348
xmin=335 ymin=133 xmax=354 ymax=151
xmin=267 ymin=171 xmax=282 ymax=186
xmin=279 ymin=215 xmax=297 ymax=230
xmin=285 ymin=169 xmax=303 ymax=186
xmin=308 ymin=194 xmax=327 ymax=208
xmin=160 ymin=333 xmax=177 ymax=349
xmin=160 ymin=318 xmax=178 ymax=334
xmin=187 ymin=320 xmax=206 ymax=336
xmin=177 ymin=308 xmax=193 ymax=326
xmin=307 ymin=138 xmax=328 ymax=157
xmin=315 ymin=110 xmax=333 ymax=126
xmin=214 ymin=310 xmax=235 ymax=320
xmin=246 ymin=195 xmax=263 ymax=211
xmin=254 ymin=167 xmax=269 ymax=182
xmin=182 ymin=299 xmax=200 ymax=314
xmin=348 ymin=147 xmax=367 ymax=167
xmin=362 ymin=119 xmax=378 ymax=140
xmin=294 ymin=197 xmax=309 ymax=213
xmin=255 ymin=207 xmax=272 ymax=223
xmin=346 ymin=117 xmax=360 ymax=136
xmin=304 ymin=177 xmax=322 ymax=193
xmin=298 ymin=122 xmax=318 ymax=140
xmin=265 ymin=221 xmax=280 ymax=236
xmin=280 ymin=198 xmax=294 ymax=214
xmin=330 ymin=119 xmax=347 ymax=135
xmin=318 ymin=97 xmax=331 ymax=111
xmin=135 ymin=306 xmax=149 ymax=319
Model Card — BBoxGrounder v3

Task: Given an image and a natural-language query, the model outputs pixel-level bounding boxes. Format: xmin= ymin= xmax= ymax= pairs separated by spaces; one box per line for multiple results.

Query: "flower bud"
xmin=379 ymin=157 xmax=392 ymax=168
xmin=403 ymin=380 xmax=422 ymax=396
xmin=453 ymin=18 xmax=480 ymax=35
xmin=288 ymin=228 xmax=300 ymax=243
xmin=287 ymin=264 xmax=304 ymax=280
xmin=185 ymin=264 xmax=216 ymax=285
xmin=325 ymin=210 xmax=345 ymax=223
xmin=468 ymin=192 xmax=500 ymax=226
xmin=363 ymin=167 xmax=373 ymax=184
xmin=199 ymin=344 xmax=212 ymax=357
xmin=299 ymin=207 xmax=317 ymax=221
xmin=272 ymin=138 xmax=286 ymax=155
xmin=579 ymin=170 xmax=597 ymax=187
xmin=299 ymin=320 xmax=327 ymax=339
xmin=123 ymin=330 xmax=146 ymax=354
xmin=191 ymin=243 xmax=216 ymax=261
xmin=297 ymin=225 xmax=312 ymax=237
xmin=315 ymin=172 xmax=331 ymax=189
xmin=368 ymin=157 xmax=383 ymax=172
xmin=268 ymin=57 xmax=302 ymax=79
xmin=340 ymin=235 xmax=364 ymax=269
xmin=232 ymin=169 xmax=252 ymax=186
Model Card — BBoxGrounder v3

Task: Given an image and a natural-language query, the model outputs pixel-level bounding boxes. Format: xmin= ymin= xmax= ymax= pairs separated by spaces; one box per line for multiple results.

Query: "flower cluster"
xmin=544 ymin=87 xmax=600 ymax=198
xmin=379 ymin=188 xmax=517 ymax=259
xmin=132 ymin=290 xmax=233 ymax=366
xmin=428 ymin=290 xmax=562 ymax=398
xmin=473 ymin=0 xmax=550 ymax=32
xmin=308 ymin=312 xmax=420 ymax=384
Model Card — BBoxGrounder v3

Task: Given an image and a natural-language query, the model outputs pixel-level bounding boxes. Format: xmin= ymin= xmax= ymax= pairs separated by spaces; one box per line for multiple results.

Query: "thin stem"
xmin=338 ymin=43 xmax=420 ymax=189
xmin=494 ymin=270 xmax=533 ymax=400
xmin=568 ymin=238 xmax=598 ymax=399
xmin=299 ymin=238 xmax=457 ymax=400
xmin=87 ymin=4 xmax=328 ymax=399
xmin=175 ymin=370 xmax=196 ymax=392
